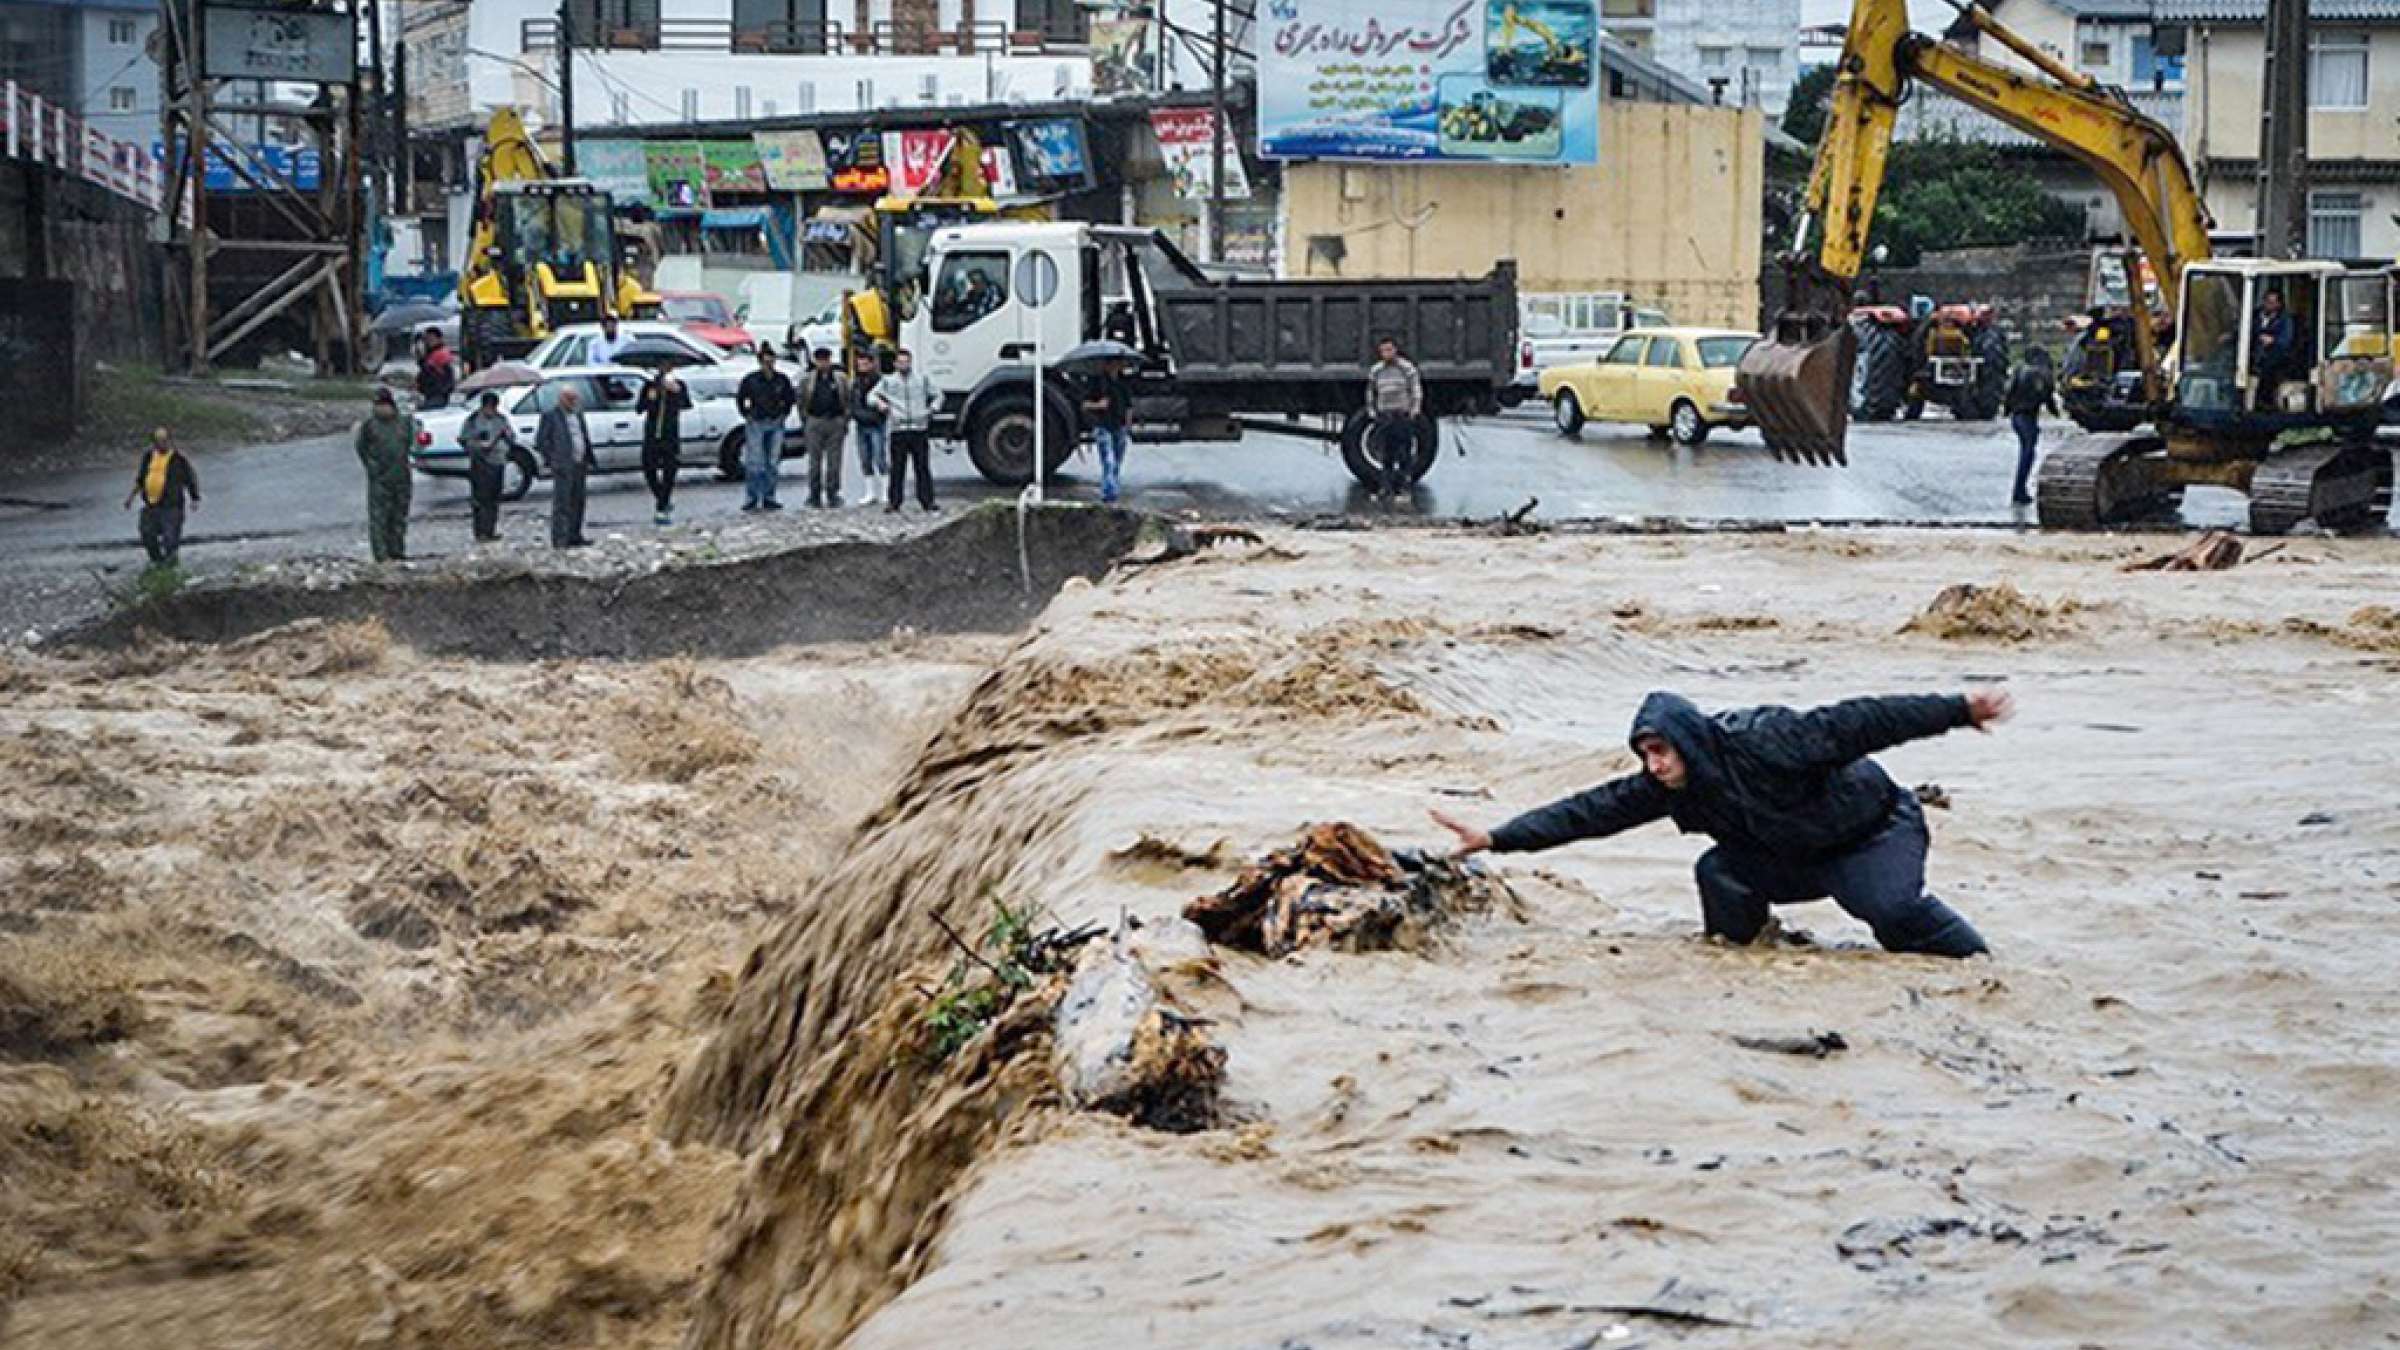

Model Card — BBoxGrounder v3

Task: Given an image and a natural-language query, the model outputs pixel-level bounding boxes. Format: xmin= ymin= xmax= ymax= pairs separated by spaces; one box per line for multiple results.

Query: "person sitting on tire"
xmin=1365 ymin=335 xmax=1422 ymax=503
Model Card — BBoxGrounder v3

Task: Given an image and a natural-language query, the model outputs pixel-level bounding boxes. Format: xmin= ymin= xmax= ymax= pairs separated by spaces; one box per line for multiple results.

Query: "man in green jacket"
xmin=356 ymin=388 xmax=418 ymax=562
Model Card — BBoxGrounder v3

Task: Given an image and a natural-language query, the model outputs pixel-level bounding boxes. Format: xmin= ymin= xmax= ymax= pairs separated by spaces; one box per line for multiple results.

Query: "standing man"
xmin=735 ymin=344 xmax=795 ymax=512
xmin=535 ymin=385 xmax=594 ymax=548
xmin=1365 ymin=335 xmax=1423 ymax=502
xmin=416 ymin=329 xmax=459 ymax=410
xmin=355 ymin=388 xmax=417 ymax=562
xmin=459 ymin=390 xmax=524 ymax=542
xmin=873 ymin=346 xmax=940 ymax=514
xmin=589 ymin=313 xmax=633 ymax=367
xmin=799 ymin=346 xmax=850 ymax=509
xmin=2004 ymin=347 xmax=2059 ymax=507
xmin=1430 ymin=688 xmax=2012 ymax=958
xmin=637 ymin=366 xmax=692 ymax=527
xmin=1082 ymin=357 xmax=1133 ymax=504
xmin=850 ymin=350 xmax=889 ymax=485
xmin=122 ymin=426 xmax=199 ymax=568
xmin=2250 ymin=288 xmax=2298 ymax=407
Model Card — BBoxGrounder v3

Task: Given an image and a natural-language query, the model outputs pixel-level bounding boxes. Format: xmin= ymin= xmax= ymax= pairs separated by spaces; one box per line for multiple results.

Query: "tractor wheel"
xmin=462 ymin=308 xmax=516 ymax=372
xmin=1849 ymin=319 xmax=1909 ymax=422
xmin=1966 ymin=324 xmax=2011 ymax=422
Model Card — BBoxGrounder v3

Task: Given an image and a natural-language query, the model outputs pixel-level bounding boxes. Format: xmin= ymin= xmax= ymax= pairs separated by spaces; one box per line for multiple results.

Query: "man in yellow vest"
xmin=121 ymin=426 xmax=200 ymax=568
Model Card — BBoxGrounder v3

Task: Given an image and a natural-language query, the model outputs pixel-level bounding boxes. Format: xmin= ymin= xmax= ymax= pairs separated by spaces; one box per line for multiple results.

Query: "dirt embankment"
xmin=52 ymin=504 xmax=1152 ymax=660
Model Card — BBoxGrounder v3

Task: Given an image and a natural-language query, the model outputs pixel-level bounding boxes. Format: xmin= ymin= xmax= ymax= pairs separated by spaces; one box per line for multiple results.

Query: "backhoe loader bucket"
xmin=1738 ymin=307 xmax=1855 ymax=466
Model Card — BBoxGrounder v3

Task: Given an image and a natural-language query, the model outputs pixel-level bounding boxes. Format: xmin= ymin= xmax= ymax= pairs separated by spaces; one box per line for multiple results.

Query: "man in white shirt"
xmin=587 ymin=315 xmax=633 ymax=367
xmin=871 ymin=347 xmax=941 ymax=513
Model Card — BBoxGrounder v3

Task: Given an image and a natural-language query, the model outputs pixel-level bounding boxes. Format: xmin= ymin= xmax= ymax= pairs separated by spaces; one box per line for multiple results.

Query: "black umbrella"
xmin=369 ymin=302 xmax=453 ymax=336
xmin=605 ymin=338 xmax=714 ymax=371
xmin=1050 ymin=339 xmax=1144 ymax=373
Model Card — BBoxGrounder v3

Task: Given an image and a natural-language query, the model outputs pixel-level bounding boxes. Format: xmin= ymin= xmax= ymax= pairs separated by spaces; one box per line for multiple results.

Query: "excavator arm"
xmin=1740 ymin=0 xmax=2213 ymax=463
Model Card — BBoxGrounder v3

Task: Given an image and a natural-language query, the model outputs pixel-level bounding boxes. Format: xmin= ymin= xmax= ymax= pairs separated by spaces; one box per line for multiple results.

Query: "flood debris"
xmin=1902 ymin=583 xmax=2083 ymax=642
xmin=1912 ymin=782 xmax=1953 ymax=810
xmin=1052 ymin=938 xmax=1225 ymax=1133
xmin=1182 ymin=822 xmax=1521 ymax=957
xmin=2122 ymin=529 xmax=2247 ymax=572
xmin=1730 ymin=1029 xmax=1849 ymax=1058
xmin=1837 ymin=1215 xmax=2023 ymax=1270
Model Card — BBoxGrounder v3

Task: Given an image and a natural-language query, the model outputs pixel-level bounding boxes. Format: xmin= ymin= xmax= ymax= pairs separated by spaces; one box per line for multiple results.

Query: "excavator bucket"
xmin=1738 ymin=303 xmax=1855 ymax=467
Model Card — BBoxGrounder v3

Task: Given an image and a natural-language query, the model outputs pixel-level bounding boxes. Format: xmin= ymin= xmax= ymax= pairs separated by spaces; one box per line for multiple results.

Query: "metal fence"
xmin=4 ymin=81 xmax=166 ymax=213
xmin=520 ymin=16 xmax=1072 ymax=56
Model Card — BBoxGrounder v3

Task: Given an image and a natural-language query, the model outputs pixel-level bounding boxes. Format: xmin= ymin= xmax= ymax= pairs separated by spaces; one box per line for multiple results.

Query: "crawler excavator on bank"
xmin=1737 ymin=0 xmax=2394 ymax=534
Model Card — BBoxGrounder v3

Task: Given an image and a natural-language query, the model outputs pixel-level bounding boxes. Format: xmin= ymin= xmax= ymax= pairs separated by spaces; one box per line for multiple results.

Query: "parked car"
xmin=521 ymin=322 xmax=734 ymax=373
xmin=657 ymin=290 xmax=755 ymax=353
xmin=1508 ymin=293 xmax=1670 ymax=403
xmin=408 ymin=364 xmax=752 ymax=494
xmin=1540 ymin=328 xmax=1757 ymax=446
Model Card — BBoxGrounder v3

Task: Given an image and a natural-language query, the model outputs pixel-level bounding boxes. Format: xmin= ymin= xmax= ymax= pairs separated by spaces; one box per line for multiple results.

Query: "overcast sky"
xmin=1797 ymin=0 xmax=1965 ymax=30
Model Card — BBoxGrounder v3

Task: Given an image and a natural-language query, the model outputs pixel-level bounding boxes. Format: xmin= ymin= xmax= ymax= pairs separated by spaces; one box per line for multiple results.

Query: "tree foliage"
xmin=1869 ymin=135 xmax=2085 ymax=266
xmin=1781 ymin=63 xmax=1838 ymax=147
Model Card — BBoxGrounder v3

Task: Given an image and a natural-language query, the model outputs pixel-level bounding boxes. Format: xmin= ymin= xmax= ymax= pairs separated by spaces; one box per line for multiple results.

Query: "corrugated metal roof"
xmin=2153 ymin=0 xmax=2400 ymax=19
xmin=2038 ymin=0 xmax=2159 ymax=19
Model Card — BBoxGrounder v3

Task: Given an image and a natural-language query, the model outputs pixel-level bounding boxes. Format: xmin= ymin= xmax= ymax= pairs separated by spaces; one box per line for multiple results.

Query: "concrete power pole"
xmin=557 ymin=0 xmax=577 ymax=175
xmin=2254 ymin=0 xmax=2308 ymax=257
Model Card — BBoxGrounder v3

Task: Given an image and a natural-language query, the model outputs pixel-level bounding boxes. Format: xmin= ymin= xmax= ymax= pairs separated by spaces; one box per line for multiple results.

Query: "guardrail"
xmin=520 ymin=16 xmax=1081 ymax=56
xmin=5 ymin=80 xmax=166 ymax=213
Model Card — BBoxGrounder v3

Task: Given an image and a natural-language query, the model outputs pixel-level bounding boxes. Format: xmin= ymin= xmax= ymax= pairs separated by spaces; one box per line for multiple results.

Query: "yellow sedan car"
xmin=1538 ymin=327 xmax=1758 ymax=446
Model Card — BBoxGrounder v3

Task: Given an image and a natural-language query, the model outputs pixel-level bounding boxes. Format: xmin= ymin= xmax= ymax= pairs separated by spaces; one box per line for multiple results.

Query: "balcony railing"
xmin=521 ymin=17 xmax=1077 ymax=57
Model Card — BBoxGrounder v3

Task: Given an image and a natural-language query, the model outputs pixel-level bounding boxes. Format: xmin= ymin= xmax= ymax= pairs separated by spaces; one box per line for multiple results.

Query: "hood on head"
xmin=1628 ymin=690 xmax=1720 ymax=782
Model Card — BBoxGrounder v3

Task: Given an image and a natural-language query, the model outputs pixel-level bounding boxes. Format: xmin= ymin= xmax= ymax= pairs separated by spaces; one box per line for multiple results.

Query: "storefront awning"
xmin=701 ymin=206 xmax=771 ymax=230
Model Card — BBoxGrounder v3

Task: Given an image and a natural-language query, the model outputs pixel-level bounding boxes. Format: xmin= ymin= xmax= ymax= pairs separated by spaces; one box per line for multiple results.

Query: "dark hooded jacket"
xmin=1489 ymin=690 xmax=1974 ymax=861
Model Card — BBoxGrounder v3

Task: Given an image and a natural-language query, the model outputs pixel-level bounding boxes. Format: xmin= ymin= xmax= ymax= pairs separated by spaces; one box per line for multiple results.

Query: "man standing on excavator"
xmin=1430 ymin=688 xmax=2012 ymax=957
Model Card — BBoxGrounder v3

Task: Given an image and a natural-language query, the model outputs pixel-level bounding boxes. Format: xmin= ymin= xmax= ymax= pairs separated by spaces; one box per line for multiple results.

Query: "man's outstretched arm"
xmin=1785 ymin=689 xmax=2013 ymax=767
xmin=1432 ymin=772 xmax=1672 ymax=857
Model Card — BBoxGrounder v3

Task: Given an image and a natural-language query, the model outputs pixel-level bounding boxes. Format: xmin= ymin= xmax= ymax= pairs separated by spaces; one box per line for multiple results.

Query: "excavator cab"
xmin=2168 ymin=260 xmax=2364 ymax=421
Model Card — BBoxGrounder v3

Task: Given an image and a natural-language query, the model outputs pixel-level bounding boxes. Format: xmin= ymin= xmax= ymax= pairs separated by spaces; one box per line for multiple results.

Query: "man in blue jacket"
xmin=1431 ymin=688 xmax=2012 ymax=957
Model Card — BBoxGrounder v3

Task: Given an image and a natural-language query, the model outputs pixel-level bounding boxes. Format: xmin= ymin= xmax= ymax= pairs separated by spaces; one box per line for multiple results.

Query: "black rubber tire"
xmin=1410 ymin=413 xmax=1439 ymax=481
xmin=1553 ymin=389 xmax=1585 ymax=436
xmin=1340 ymin=411 xmax=1437 ymax=488
xmin=462 ymin=307 xmax=516 ymax=372
xmin=504 ymin=449 xmax=538 ymax=502
xmin=966 ymin=389 xmax=1075 ymax=486
xmin=1668 ymin=399 xmax=1710 ymax=447
xmin=717 ymin=430 xmax=745 ymax=482
xmin=1964 ymin=325 xmax=2011 ymax=422
xmin=1850 ymin=319 xmax=1909 ymax=422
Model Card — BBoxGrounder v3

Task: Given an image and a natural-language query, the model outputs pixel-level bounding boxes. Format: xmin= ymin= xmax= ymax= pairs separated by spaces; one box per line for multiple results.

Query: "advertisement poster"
xmin=577 ymin=139 xmax=652 ymax=206
xmin=1090 ymin=16 xmax=1155 ymax=96
xmin=1257 ymin=0 xmax=1599 ymax=163
xmin=754 ymin=129 xmax=829 ymax=191
xmin=1007 ymin=119 xmax=1090 ymax=192
xmin=1149 ymin=107 xmax=1250 ymax=199
xmin=821 ymin=128 xmax=889 ymax=195
xmin=644 ymin=140 xmax=707 ymax=208
xmin=701 ymin=140 xmax=768 ymax=195
xmin=882 ymin=130 xmax=1019 ymax=198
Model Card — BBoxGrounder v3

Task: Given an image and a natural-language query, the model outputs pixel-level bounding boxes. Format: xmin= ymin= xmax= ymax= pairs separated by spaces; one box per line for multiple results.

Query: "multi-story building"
xmin=1603 ymin=0 xmax=1803 ymax=116
xmin=0 ymin=0 xmax=158 ymax=145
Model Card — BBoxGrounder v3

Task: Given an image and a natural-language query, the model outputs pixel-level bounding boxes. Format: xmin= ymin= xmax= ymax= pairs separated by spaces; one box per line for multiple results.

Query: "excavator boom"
xmin=1739 ymin=0 xmax=2213 ymax=463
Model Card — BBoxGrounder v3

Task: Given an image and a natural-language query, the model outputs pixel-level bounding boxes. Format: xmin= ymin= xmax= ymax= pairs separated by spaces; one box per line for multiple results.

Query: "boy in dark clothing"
xmin=2004 ymin=348 xmax=2060 ymax=506
xmin=123 ymin=427 xmax=200 ymax=566
xmin=1432 ymin=688 xmax=2012 ymax=958
xmin=416 ymin=331 xmax=458 ymax=410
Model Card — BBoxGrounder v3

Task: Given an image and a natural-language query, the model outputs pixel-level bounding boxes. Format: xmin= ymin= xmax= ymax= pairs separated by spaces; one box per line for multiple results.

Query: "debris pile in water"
xmin=1901 ymin=582 xmax=2083 ymax=642
xmin=1050 ymin=939 xmax=1224 ymax=1133
xmin=1183 ymin=822 xmax=1519 ymax=956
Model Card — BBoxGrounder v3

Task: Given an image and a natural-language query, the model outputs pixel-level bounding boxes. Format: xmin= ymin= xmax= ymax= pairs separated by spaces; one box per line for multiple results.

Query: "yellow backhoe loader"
xmin=840 ymin=128 xmax=1008 ymax=365
xmin=1739 ymin=0 xmax=2394 ymax=533
xmin=458 ymin=108 xmax=658 ymax=368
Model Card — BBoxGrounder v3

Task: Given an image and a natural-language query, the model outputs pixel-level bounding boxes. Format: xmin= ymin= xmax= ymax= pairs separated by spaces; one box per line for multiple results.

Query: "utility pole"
xmin=2254 ymin=0 xmax=2308 ymax=256
xmin=365 ymin=0 xmax=384 ymax=213
xmin=557 ymin=0 xmax=577 ymax=174
xmin=1208 ymin=0 xmax=1226 ymax=264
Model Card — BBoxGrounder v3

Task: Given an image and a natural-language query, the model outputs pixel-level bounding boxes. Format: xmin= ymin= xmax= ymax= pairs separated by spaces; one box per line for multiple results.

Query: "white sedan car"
xmin=408 ymin=364 xmax=754 ymax=496
xmin=521 ymin=322 xmax=736 ymax=372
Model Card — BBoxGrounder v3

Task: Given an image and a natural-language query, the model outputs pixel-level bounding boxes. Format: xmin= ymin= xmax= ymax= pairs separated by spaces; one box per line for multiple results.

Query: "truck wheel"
xmin=1553 ymin=389 xmax=1585 ymax=436
xmin=1668 ymin=400 xmax=1710 ymax=447
xmin=717 ymin=430 xmax=745 ymax=482
xmin=967 ymin=390 xmax=1073 ymax=486
xmin=1409 ymin=414 xmax=1439 ymax=482
xmin=505 ymin=450 xmax=538 ymax=502
xmin=462 ymin=308 xmax=515 ymax=372
xmin=1968 ymin=325 xmax=2011 ymax=422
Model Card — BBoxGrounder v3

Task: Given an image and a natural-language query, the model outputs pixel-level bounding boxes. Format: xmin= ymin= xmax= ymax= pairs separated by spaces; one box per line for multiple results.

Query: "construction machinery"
xmin=458 ymin=108 xmax=657 ymax=368
xmin=2060 ymin=247 xmax=2170 ymax=432
xmin=839 ymin=128 xmax=1009 ymax=367
xmin=1738 ymin=0 xmax=2394 ymax=533
xmin=1848 ymin=301 xmax=2009 ymax=422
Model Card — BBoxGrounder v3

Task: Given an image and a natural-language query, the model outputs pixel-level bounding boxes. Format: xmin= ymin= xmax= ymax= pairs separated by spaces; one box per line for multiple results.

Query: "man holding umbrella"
xmin=1057 ymin=338 xmax=1143 ymax=505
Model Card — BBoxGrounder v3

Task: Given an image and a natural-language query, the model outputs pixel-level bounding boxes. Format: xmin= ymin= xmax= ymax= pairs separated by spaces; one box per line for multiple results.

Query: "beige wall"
xmin=2187 ymin=26 xmax=2400 ymax=162
xmin=1279 ymin=103 xmax=1765 ymax=329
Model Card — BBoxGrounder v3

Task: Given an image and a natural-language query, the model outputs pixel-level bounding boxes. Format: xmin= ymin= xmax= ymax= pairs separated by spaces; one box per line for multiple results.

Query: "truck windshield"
xmin=505 ymin=191 xmax=614 ymax=274
xmin=2176 ymin=271 xmax=2243 ymax=411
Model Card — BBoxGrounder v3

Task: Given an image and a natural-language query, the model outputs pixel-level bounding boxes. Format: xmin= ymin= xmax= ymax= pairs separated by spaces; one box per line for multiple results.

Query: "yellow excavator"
xmin=458 ymin=108 xmax=658 ymax=368
xmin=1739 ymin=0 xmax=2394 ymax=533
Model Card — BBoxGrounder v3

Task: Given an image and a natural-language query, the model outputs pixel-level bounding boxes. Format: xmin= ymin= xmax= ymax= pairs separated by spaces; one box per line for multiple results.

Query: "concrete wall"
xmin=1761 ymin=242 xmax=2091 ymax=356
xmin=0 ymin=158 xmax=164 ymax=451
xmin=1280 ymin=103 xmax=1765 ymax=329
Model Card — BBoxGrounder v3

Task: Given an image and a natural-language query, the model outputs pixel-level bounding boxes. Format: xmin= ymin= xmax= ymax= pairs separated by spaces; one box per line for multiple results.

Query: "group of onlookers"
xmin=732 ymin=343 xmax=940 ymax=514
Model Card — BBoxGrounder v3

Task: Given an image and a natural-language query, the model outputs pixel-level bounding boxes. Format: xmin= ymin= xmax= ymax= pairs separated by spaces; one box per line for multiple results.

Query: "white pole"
xmin=1032 ymin=308 xmax=1045 ymax=505
xmin=6 ymin=81 xmax=17 ymax=160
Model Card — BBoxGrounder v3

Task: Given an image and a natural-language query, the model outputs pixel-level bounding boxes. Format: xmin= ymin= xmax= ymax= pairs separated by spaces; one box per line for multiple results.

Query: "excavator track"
xmin=2247 ymin=441 xmax=2396 ymax=536
xmin=2034 ymin=434 xmax=2173 ymax=530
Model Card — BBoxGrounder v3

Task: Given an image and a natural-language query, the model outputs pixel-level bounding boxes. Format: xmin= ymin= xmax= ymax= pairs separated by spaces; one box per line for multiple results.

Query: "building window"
xmin=2309 ymin=32 xmax=2367 ymax=109
xmin=107 ymin=85 xmax=136 ymax=111
xmin=1698 ymin=45 xmax=1727 ymax=69
xmin=2308 ymin=191 xmax=2363 ymax=259
xmin=611 ymin=91 xmax=629 ymax=122
xmin=1746 ymin=45 xmax=1780 ymax=70
xmin=2078 ymin=38 xmax=2110 ymax=69
xmin=796 ymin=81 xmax=817 ymax=112
xmin=2130 ymin=31 xmax=2183 ymax=89
xmin=735 ymin=85 xmax=752 ymax=117
xmin=680 ymin=87 xmax=698 ymax=120
xmin=107 ymin=17 xmax=136 ymax=43
xmin=855 ymin=77 xmax=873 ymax=106
xmin=918 ymin=72 xmax=938 ymax=102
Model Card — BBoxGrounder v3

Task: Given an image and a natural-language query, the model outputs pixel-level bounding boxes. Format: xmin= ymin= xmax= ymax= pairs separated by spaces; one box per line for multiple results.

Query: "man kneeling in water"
xmin=1431 ymin=689 xmax=2012 ymax=958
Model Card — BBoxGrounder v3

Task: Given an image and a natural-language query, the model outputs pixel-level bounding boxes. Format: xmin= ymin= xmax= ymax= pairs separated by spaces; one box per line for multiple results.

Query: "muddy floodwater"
xmin=6 ymin=523 xmax=2398 ymax=1347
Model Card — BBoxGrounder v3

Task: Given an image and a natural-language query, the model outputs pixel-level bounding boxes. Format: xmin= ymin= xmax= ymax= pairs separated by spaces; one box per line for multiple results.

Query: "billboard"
xmin=1257 ymin=0 xmax=1599 ymax=164
xmin=1007 ymin=119 xmax=1090 ymax=192
xmin=701 ymin=140 xmax=768 ymax=196
xmin=1150 ymin=107 xmax=1249 ymax=200
xmin=755 ymin=130 xmax=829 ymax=191
xmin=203 ymin=4 xmax=356 ymax=83
xmin=644 ymin=140 xmax=706 ymax=209
xmin=577 ymin=139 xmax=651 ymax=206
